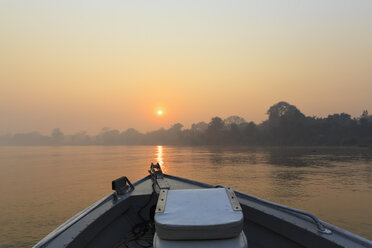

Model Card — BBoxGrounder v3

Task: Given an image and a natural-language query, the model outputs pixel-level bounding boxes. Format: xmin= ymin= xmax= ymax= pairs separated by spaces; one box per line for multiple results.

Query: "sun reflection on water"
xmin=156 ymin=146 xmax=166 ymax=172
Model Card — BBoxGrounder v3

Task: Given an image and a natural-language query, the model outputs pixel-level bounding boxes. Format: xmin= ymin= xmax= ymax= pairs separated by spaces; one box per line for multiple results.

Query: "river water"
xmin=0 ymin=146 xmax=371 ymax=247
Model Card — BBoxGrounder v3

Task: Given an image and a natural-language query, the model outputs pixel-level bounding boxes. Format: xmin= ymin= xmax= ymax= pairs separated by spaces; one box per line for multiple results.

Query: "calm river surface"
xmin=0 ymin=146 xmax=372 ymax=247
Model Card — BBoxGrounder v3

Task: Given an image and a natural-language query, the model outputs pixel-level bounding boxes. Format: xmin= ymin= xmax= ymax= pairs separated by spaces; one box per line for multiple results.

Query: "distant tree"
xmin=144 ymin=128 xmax=167 ymax=145
xmin=208 ymin=117 xmax=224 ymax=130
xmin=360 ymin=110 xmax=370 ymax=126
xmin=51 ymin=128 xmax=64 ymax=145
xmin=12 ymin=132 xmax=49 ymax=145
xmin=167 ymin=123 xmax=184 ymax=145
xmin=169 ymin=123 xmax=183 ymax=132
xmin=206 ymin=117 xmax=225 ymax=144
xmin=224 ymin=116 xmax=246 ymax=126
xmin=267 ymin=101 xmax=305 ymax=122
xmin=229 ymin=123 xmax=241 ymax=143
xmin=120 ymin=128 xmax=143 ymax=145
xmin=186 ymin=122 xmax=208 ymax=145
xmin=191 ymin=122 xmax=208 ymax=132
xmin=69 ymin=131 xmax=90 ymax=145
xmin=265 ymin=102 xmax=306 ymax=145
xmin=4 ymin=101 xmax=372 ymax=147
xmin=362 ymin=110 xmax=369 ymax=119
xmin=242 ymin=122 xmax=258 ymax=144
xmin=358 ymin=110 xmax=372 ymax=144
xmin=96 ymin=128 xmax=120 ymax=145
xmin=326 ymin=113 xmax=352 ymax=124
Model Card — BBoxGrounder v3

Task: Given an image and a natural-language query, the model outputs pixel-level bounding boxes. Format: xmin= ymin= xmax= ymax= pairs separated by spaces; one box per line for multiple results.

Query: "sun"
xmin=157 ymin=110 xmax=163 ymax=116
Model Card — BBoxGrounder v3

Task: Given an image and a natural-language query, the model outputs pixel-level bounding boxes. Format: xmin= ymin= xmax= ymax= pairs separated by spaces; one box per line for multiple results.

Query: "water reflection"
xmin=156 ymin=146 xmax=166 ymax=172
xmin=204 ymin=146 xmax=372 ymax=168
xmin=1 ymin=146 xmax=372 ymax=247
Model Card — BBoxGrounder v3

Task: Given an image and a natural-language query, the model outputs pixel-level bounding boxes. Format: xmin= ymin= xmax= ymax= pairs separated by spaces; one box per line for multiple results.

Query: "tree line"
xmin=1 ymin=101 xmax=372 ymax=146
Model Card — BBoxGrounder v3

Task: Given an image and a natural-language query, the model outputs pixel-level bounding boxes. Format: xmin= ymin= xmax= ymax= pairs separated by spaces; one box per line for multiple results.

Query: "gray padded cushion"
xmin=153 ymin=232 xmax=248 ymax=248
xmin=155 ymin=188 xmax=243 ymax=240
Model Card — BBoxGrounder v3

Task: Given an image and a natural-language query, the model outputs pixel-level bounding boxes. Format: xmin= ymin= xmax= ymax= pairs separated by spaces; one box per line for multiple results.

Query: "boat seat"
xmin=153 ymin=231 xmax=248 ymax=248
xmin=154 ymin=188 xmax=244 ymax=240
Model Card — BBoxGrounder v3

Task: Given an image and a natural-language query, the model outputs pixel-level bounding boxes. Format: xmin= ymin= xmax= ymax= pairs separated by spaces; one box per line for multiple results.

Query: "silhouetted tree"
xmin=51 ymin=128 xmax=64 ymax=145
xmin=267 ymin=102 xmax=305 ymax=124
xmin=229 ymin=123 xmax=241 ymax=144
xmin=191 ymin=122 xmax=208 ymax=132
xmin=96 ymin=128 xmax=121 ymax=145
xmin=2 ymin=101 xmax=372 ymax=146
xmin=68 ymin=131 xmax=91 ymax=145
xmin=360 ymin=110 xmax=369 ymax=126
xmin=224 ymin=116 xmax=246 ymax=126
xmin=206 ymin=117 xmax=225 ymax=144
xmin=242 ymin=122 xmax=258 ymax=145
xmin=120 ymin=128 xmax=143 ymax=145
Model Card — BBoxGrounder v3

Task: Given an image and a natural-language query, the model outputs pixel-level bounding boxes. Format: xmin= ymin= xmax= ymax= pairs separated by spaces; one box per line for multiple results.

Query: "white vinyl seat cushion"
xmin=153 ymin=232 xmax=248 ymax=248
xmin=154 ymin=188 xmax=244 ymax=240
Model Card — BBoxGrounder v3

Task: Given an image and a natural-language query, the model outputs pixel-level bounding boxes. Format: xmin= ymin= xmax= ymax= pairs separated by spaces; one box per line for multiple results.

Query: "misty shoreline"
xmin=2 ymin=102 xmax=372 ymax=147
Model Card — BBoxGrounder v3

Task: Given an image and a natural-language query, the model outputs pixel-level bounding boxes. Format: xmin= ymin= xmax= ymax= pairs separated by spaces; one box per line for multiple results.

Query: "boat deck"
xmin=34 ymin=174 xmax=372 ymax=248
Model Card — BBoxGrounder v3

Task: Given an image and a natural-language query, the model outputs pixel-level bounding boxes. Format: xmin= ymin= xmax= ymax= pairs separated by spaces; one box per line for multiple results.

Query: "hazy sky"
xmin=1 ymin=0 xmax=371 ymax=134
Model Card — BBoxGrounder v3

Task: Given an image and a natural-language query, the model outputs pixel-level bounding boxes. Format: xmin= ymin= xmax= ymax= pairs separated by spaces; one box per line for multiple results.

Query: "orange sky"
xmin=1 ymin=1 xmax=371 ymax=134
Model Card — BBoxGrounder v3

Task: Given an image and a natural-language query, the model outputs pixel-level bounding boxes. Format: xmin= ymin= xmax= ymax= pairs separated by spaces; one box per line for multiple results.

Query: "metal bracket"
xmin=226 ymin=187 xmax=242 ymax=211
xmin=112 ymin=176 xmax=134 ymax=195
xmin=149 ymin=163 xmax=170 ymax=190
xmin=155 ymin=189 xmax=168 ymax=213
